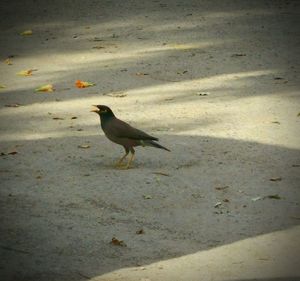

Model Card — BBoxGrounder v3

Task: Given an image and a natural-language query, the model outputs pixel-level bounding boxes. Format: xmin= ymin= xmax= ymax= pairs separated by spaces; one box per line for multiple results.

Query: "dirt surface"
xmin=0 ymin=0 xmax=300 ymax=280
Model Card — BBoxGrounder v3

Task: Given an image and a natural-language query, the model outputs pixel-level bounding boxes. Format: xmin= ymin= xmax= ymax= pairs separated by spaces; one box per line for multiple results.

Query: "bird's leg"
xmin=115 ymin=147 xmax=129 ymax=167
xmin=125 ymin=148 xmax=135 ymax=169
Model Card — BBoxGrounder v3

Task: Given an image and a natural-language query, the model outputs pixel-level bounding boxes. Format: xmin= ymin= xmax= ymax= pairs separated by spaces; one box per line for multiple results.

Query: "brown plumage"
xmin=91 ymin=105 xmax=170 ymax=169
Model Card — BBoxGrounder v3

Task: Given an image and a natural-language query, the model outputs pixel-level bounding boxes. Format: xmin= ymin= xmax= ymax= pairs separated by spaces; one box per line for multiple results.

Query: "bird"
xmin=91 ymin=105 xmax=170 ymax=169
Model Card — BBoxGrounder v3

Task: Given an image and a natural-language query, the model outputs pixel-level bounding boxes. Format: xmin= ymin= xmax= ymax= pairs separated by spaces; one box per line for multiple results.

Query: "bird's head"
xmin=91 ymin=105 xmax=115 ymax=117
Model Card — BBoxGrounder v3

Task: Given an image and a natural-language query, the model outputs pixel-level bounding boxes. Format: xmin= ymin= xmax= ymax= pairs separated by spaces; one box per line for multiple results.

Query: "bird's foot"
xmin=114 ymin=153 xmax=134 ymax=169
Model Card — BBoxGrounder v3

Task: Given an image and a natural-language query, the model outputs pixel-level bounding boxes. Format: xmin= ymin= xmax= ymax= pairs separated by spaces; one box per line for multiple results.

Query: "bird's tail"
xmin=143 ymin=140 xmax=170 ymax=152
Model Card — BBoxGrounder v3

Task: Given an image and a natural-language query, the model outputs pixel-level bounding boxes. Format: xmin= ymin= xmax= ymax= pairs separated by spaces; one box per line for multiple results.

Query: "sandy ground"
xmin=0 ymin=0 xmax=300 ymax=280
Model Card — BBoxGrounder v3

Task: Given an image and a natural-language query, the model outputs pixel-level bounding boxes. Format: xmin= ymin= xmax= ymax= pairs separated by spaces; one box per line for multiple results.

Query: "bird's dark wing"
xmin=107 ymin=118 xmax=158 ymax=141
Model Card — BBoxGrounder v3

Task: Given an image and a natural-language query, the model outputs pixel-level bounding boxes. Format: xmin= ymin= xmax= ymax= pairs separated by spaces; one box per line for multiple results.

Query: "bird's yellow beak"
xmin=90 ymin=105 xmax=100 ymax=113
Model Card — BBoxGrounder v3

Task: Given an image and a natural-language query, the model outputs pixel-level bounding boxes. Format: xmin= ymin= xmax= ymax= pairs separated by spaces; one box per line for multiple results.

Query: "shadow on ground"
xmin=0 ymin=133 xmax=299 ymax=281
xmin=0 ymin=0 xmax=299 ymax=107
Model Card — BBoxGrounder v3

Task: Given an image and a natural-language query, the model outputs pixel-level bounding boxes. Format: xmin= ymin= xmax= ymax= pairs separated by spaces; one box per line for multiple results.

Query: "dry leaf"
xmin=265 ymin=194 xmax=281 ymax=200
xmin=92 ymin=46 xmax=105 ymax=49
xmin=270 ymin=177 xmax=282 ymax=182
xmin=17 ymin=69 xmax=37 ymax=76
xmin=164 ymin=97 xmax=174 ymax=101
xmin=0 ymin=84 xmax=6 ymax=89
xmin=153 ymin=171 xmax=170 ymax=177
xmin=52 ymin=117 xmax=64 ymax=120
xmin=75 ymin=80 xmax=95 ymax=88
xmin=110 ymin=237 xmax=126 ymax=247
xmin=177 ymin=70 xmax=188 ymax=74
xmin=5 ymin=58 xmax=12 ymax=65
xmin=214 ymin=202 xmax=222 ymax=208
xmin=197 ymin=92 xmax=210 ymax=96
xmin=35 ymin=84 xmax=54 ymax=92
xmin=136 ymin=72 xmax=149 ymax=76
xmin=78 ymin=144 xmax=90 ymax=149
xmin=0 ymin=150 xmax=18 ymax=156
xmin=136 ymin=229 xmax=145 ymax=235
xmin=20 ymin=30 xmax=33 ymax=36
xmin=5 ymin=103 xmax=21 ymax=107
xmin=215 ymin=186 xmax=229 ymax=191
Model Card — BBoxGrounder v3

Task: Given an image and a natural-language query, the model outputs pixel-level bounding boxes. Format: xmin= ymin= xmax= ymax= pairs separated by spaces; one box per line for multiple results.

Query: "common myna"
xmin=91 ymin=105 xmax=170 ymax=169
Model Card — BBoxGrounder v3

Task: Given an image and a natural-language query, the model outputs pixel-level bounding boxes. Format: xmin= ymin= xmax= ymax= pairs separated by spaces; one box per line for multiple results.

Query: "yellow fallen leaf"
xmin=20 ymin=30 xmax=33 ymax=36
xmin=75 ymin=80 xmax=95 ymax=88
xmin=17 ymin=69 xmax=35 ymax=76
xmin=35 ymin=84 xmax=54 ymax=92
xmin=0 ymin=84 xmax=6 ymax=89
xmin=5 ymin=58 xmax=12 ymax=65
